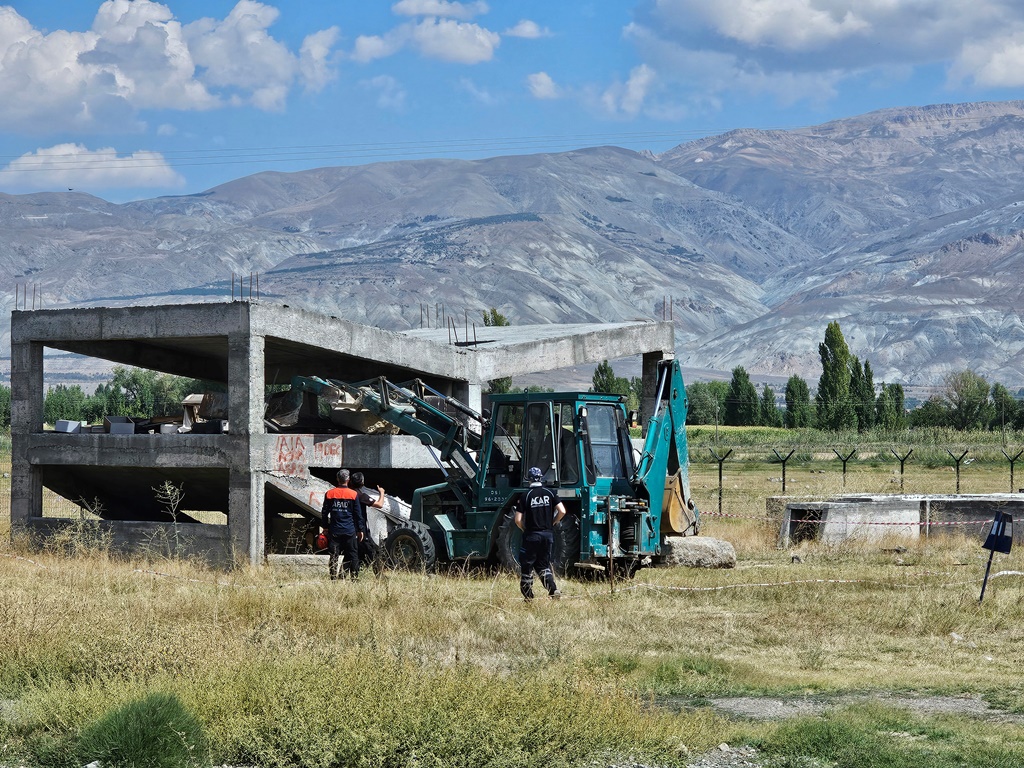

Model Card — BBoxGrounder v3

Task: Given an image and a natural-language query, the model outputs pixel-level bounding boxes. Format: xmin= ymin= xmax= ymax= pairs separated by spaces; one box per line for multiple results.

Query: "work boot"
xmin=549 ymin=589 xmax=561 ymax=600
xmin=520 ymin=573 xmax=535 ymax=601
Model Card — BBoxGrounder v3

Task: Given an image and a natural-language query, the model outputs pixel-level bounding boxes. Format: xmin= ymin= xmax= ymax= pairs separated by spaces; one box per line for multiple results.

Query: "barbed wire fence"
xmin=688 ymin=442 xmax=1024 ymax=542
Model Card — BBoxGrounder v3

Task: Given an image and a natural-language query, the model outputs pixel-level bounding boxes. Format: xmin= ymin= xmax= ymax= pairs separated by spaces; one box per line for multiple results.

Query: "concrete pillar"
xmin=10 ymin=339 xmax=44 ymax=528
xmin=641 ymin=350 xmax=668 ymax=437
xmin=454 ymin=380 xmax=483 ymax=416
xmin=228 ymin=330 xmax=265 ymax=436
xmin=227 ymin=330 xmax=265 ymax=564
xmin=229 ymin=469 xmax=265 ymax=565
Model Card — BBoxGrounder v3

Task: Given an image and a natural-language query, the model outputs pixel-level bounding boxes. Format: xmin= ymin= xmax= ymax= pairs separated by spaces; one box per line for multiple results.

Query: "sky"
xmin=2 ymin=0 xmax=1024 ymax=202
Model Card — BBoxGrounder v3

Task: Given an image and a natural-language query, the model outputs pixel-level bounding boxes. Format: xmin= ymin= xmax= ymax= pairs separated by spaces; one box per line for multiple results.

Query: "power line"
xmin=4 ymin=105 xmax=1021 ymax=173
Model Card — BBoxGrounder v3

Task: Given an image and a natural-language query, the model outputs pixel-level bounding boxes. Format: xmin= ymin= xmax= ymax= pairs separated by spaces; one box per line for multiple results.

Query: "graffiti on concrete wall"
xmin=270 ymin=435 xmax=347 ymax=480
xmin=274 ymin=435 xmax=308 ymax=478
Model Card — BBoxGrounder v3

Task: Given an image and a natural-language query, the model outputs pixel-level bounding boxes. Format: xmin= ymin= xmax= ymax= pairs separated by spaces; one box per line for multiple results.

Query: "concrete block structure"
xmin=11 ymin=301 xmax=674 ymax=567
xmin=775 ymin=494 xmax=1024 ymax=547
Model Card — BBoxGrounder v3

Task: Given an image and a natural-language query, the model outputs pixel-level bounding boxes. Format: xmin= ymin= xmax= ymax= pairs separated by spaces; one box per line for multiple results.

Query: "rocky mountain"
xmin=2 ymin=100 xmax=1023 ymax=387
xmin=661 ymin=101 xmax=1024 ymax=385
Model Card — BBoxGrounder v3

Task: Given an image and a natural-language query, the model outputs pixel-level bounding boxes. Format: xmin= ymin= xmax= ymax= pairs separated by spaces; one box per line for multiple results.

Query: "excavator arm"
xmin=280 ymin=376 xmax=483 ymax=495
xmin=631 ymin=359 xmax=699 ymax=536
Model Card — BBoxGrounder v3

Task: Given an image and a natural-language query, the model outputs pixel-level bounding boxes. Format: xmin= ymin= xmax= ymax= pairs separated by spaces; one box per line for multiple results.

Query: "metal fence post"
xmin=947 ymin=449 xmax=969 ymax=494
xmin=891 ymin=448 xmax=914 ymax=493
xmin=833 ymin=449 xmax=856 ymax=490
xmin=773 ymin=449 xmax=795 ymax=494
xmin=709 ymin=448 xmax=732 ymax=518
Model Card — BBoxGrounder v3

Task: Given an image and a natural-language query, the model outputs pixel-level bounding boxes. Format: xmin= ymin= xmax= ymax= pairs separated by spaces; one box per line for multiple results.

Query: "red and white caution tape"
xmin=702 ymin=511 xmax=988 ymax=526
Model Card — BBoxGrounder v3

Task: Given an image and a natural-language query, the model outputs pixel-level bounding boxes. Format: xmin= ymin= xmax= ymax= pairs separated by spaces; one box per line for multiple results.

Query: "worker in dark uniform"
xmin=320 ymin=469 xmax=366 ymax=580
xmin=350 ymin=471 xmax=386 ymax=568
xmin=514 ymin=466 xmax=567 ymax=601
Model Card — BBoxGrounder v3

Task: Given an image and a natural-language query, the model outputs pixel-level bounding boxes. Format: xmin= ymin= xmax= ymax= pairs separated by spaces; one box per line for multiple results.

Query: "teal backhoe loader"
xmin=288 ymin=358 xmax=699 ymax=574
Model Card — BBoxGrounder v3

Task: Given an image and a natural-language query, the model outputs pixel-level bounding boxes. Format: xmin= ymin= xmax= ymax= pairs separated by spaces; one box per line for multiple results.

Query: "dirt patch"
xmin=671 ymin=692 xmax=1024 ymax=724
xmin=710 ymin=692 xmax=1024 ymax=723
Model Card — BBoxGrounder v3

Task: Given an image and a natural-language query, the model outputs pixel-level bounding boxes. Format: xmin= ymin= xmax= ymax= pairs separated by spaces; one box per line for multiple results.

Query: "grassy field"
xmin=2 ymin=439 xmax=1024 ymax=767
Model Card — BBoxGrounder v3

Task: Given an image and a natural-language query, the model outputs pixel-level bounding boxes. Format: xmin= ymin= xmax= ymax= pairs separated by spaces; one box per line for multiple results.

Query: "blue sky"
xmin=2 ymin=0 xmax=1024 ymax=202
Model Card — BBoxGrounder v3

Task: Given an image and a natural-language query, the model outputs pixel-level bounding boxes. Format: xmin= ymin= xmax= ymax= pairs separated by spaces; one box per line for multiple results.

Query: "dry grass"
xmin=2 ymin=447 xmax=1024 ymax=765
xmin=2 ymin=521 xmax=1023 ymax=766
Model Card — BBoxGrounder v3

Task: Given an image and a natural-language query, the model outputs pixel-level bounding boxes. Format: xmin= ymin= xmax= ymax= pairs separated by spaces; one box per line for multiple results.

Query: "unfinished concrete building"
xmin=10 ymin=301 xmax=674 ymax=566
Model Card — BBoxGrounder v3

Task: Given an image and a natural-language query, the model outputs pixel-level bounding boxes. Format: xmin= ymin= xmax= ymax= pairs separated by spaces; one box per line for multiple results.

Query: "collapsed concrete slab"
xmin=11 ymin=301 xmax=674 ymax=567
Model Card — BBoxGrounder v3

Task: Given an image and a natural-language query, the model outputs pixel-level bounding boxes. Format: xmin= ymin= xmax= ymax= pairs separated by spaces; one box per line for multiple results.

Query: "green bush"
xmin=69 ymin=692 xmax=209 ymax=768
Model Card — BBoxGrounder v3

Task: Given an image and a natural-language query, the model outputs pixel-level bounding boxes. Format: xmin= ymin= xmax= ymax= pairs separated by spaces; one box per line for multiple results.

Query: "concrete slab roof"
xmin=404 ymin=320 xmax=674 ymax=380
xmin=12 ymin=302 xmax=673 ymax=386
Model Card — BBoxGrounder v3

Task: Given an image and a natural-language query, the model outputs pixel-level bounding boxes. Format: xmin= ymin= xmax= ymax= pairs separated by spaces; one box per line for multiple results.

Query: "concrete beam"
xmin=43 ymin=339 xmax=227 ymax=381
xmin=409 ymin=321 xmax=675 ymax=381
xmin=251 ymin=304 xmax=474 ymax=382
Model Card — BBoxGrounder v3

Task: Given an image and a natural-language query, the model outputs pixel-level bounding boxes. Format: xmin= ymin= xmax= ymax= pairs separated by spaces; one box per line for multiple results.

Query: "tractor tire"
xmin=553 ymin=515 xmax=581 ymax=578
xmin=384 ymin=521 xmax=436 ymax=571
xmin=496 ymin=516 xmax=522 ymax=572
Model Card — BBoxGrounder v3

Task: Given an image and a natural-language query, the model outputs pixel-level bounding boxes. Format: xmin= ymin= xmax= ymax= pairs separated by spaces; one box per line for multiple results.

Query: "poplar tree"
xmin=849 ymin=356 xmax=875 ymax=432
xmin=875 ymin=382 xmax=906 ymax=432
xmin=759 ymin=384 xmax=783 ymax=427
xmin=815 ymin=321 xmax=857 ymax=431
xmin=725 ymin=366 xmax=758 ymax=426
xmin=784 ymin=375 xmax=812 ymax=428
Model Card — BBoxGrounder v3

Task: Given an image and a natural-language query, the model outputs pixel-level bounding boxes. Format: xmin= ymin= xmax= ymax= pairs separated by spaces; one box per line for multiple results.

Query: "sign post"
xmin=979 ymin=512 xmax=1013 ymax=603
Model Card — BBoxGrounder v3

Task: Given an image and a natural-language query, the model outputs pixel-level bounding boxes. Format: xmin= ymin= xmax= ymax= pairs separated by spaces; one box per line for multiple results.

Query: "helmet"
xmin=527 ymin=466 xmax=544 ymax=482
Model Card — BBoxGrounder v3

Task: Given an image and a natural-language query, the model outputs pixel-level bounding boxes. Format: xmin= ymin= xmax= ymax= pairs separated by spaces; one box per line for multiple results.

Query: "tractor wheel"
xmin=384 ymin=522 xmax=436 ymax=571
xmin=553 ymin=515 xmax=581 ymax=578
xmin=496 ymin=516 xmax=522 ymax=572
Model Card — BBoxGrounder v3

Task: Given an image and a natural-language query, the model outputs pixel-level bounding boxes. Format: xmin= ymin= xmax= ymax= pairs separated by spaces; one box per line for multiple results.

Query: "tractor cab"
xmin=478 ymin=391 xmax=637 ymax=507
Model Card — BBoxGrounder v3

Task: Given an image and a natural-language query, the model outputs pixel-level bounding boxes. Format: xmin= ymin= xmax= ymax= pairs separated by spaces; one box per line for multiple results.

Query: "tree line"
xmin=7 ymin=316 xmax=1018 ymax=435
xmin=0 ymin=367 xmax=220 ymax=429
xmin=593 ymin=321 xmax=1024 ymax=433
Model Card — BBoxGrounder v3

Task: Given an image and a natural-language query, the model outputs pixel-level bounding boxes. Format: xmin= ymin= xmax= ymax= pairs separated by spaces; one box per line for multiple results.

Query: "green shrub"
xmin=71 ymin=692 xmax=209 ymax=768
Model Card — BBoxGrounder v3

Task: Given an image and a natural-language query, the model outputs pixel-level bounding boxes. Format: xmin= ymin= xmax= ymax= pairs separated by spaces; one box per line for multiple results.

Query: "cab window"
xmin=587 ymin=404 xmax=625 ymax=478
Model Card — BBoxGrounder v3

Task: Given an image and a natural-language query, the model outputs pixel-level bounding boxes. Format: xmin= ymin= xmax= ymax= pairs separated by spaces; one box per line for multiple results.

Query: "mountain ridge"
xmin=2 ymin=100 xmax=1024 ymax=387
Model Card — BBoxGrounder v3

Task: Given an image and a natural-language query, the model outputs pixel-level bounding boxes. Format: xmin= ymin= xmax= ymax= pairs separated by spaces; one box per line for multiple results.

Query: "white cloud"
xmin=458 ymin=77 xmax=497 ymax=104
xmin=675 ymin=0 xmax=870 ymax=52
xmin=351 ymin=30 xmax=407 ymax=63
xmin=391 ymin=0 xmax=489 ymax=20
xmin=601 ymin=64 xmax=655 ymax=117
xmin=625 ymin=22 xmax=843 ymax=108
xmin=504 ymin=20 xmax=551 ymax=39
xmin=952 ymin=34 xmax=1024 ymax=87
xmin=631 ymin=0 xmax=1024 ymax=112
xmin=350 ymin=5 xmax=501 ymax=64
xmin=527 ymin=72 xmax=560 ymax=99
xmin=410 ymin=18 xmax=499 ymax=63
xmin=361 ymin=75 xmax=407 ymax=110
xmin=300 ymin=27 xmax=342 ymax=91
xmin=0 ymin=1 xmax=339 ymax=133
xmin=184 ymin=1 xmax=336 ymax=110
xmin=0 ymin=143 xmax=185 ymax=191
